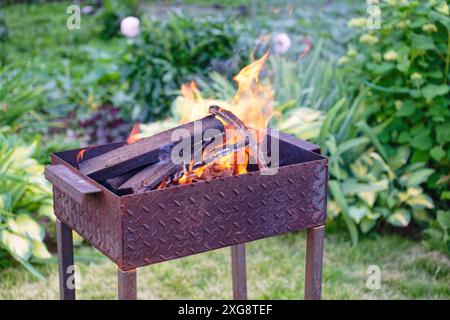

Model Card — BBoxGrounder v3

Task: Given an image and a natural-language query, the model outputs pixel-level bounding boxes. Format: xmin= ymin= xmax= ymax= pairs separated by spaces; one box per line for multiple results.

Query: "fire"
xmin=126 ymin=123 xmax=141 ymax=144
xmin=77 ymin=149 xmax=87 ymax=164
xmin=76 ymin=146 xmax=94 ymax=166
xmin=158 ymin=53 xmax=275 ymax=188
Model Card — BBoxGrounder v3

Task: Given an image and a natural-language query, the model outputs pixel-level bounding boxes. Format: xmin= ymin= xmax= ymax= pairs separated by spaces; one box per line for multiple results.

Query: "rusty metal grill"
xmin=46 ymin=130 xmax=328 ymax=300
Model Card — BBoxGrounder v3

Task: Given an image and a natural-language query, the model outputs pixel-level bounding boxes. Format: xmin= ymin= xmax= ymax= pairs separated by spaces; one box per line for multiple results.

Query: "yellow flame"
xmin=175 ymin=52 xmax=274 ymax=130
xmin=161 ymin=53 xmax=274 ymax=188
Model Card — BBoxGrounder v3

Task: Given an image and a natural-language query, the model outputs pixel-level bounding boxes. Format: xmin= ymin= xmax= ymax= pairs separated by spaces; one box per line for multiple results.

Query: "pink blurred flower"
xmin=120 ymin=16 xmax=140 ymax=38
xmin=272 ymin=33 xmax=291 ymax=54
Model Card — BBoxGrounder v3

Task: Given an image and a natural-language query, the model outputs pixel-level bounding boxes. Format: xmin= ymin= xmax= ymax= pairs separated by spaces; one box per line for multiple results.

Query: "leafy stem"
xmin=445 ymin=31 xmax=450 ymax=85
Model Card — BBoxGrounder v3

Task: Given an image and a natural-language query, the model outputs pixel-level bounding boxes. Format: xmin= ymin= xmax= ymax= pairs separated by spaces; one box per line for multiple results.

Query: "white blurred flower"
xmin=120 ymin=16 xmax=140 ymax=38
xmin=272 ymin=33 xmax=292 ymax=54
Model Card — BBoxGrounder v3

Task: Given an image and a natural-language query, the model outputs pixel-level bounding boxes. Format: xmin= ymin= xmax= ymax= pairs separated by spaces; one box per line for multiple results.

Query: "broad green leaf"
xmin=358 ymin=191 xmax=376 ymax=207
xmin=411 ymin=33 xmax=436 ymax=50
xmin=336 ymin=137 xmax=369 ymax=156
xmin=406 ymin=194 xmax=434 ymax=209
xmin=410 ymin=132 xmax=433 ymax=150
xmin=318 ymin=97 xmax=346 ymax=145
xmin=350 ymin=162 xmax=368 ymax=179
xmin=7 ymin=214 xmax=44 ymax=241
xmin=407 ymin=187 xmax=422 ymax=197
xmin=412 ymin=208 xmax=429 ymax=223
xmin=430 ymin=146 xmax=445 ymax=161
xmin=32 ymin=240 xmax=52 ymax=260
xmin=437 ymin=210 xmax=450 ymax=230
xmin=387 ymin=209 xmax=411 ymax=227
xmin=38 ymin=204 xmax=54 ymax=220
xmin=327 ymin=200 xmax=341 ymax=218
xmin=436 ymin=124 xmax=450 ymax=144
xmin=369 ymin=152 xmax=395 ymax=179
xmin=356 ymin=121 xmax=388 ymax=162
xmin=0 ymin=193 xmax=12 ymax=211
xmin=329 ymin=180 xmax=359 ymax=246
xmin=429 ymin=11 xmax=450 ymax=31
xmin=406 ymin=168 xmax=435 ymax=187
xmin=0 ymin=230 xmax=32 ymax=260
xmin=422 ymin=84 xmax=449 ymax=100
xmin=396 ymin=101 xmax=415 ymax=117
xmin=285 ymin=122 xmax=322 ymax=140
xmin=389 ymin=146 xmax=411 ymax=170
xmin=367 ymin=62 xmax=394 ymax=74
xmin=348 ymin=205 xmax=368 ymax=224
xmin=398 ymin=192 xmax=410 ymax=203
xmin=341 ymin=179 xmax=389 ymax=195
xmin=396 ymin=59 xmax=410 ymax=73
xmin=361 ymin=217 xmax=377 ymax=234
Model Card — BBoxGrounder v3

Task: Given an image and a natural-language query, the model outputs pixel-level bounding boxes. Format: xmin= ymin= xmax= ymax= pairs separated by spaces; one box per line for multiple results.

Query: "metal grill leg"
xmin=118 ymin=268 xmax=137 ymax=300
xmin=56 ymin=219 xmax=76 ymax=300
xmin=304 ymin=225 xmax=325 ymax=300
xmin=231 ymin=243 xmax=247 ymax=299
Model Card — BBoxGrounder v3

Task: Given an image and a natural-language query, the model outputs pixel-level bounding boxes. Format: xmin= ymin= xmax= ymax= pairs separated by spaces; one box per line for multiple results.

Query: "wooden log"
xmin=102 ymin=169 xmax=140 ymax=191
xmin=117 ymin=161 xmax=181 ymax=194
xmin=79 ymin=115 xmax=224 ymax=180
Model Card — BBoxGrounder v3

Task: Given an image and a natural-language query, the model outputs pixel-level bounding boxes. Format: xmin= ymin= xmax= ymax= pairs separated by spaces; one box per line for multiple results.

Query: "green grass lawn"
xmin=1 ymin=230 xmax=449 ymax=299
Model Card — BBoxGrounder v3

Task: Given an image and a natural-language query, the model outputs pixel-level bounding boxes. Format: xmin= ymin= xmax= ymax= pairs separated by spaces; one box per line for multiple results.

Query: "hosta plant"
xmin=339 ymin=0 xmax=450 ymax=212
xmin=0 ymin=134 xmax=53 ymax=278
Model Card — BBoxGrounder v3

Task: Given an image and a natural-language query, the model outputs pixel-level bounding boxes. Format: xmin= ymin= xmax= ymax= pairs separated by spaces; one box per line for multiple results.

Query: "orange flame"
xmin=77 ymin=149 xmax=87 ymax=164
xmin=126 ymin=123 xmax=141 ymax=144
xmin=159 ymin=53 xmax=274 ymax=188
xmin=76 ymin=146 xmax=94 ymax=165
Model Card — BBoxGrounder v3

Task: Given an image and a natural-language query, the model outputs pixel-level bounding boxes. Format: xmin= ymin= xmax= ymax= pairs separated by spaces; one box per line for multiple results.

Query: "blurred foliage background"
xmin=0 ymin=0 xmax=448 ymax=298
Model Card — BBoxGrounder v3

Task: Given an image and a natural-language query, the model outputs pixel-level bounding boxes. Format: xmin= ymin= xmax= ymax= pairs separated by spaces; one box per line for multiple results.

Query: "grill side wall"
xmin=51 ymin=158 xmax=123 ymax=267
xmin=120 ymin=159 xmax=327 ymax=270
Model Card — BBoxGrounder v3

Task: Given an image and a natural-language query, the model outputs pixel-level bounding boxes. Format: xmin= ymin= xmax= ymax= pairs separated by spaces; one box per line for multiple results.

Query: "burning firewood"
xmin=79 ymin=115 xmax=224 ymax=180
xmin=103 ymin=169 xmax=140 ymax=191
xmin=117 ymin=160 xmax=182 ymax=194
xmin=209 ymin=105 xmax=268 ymax=170
xmin=77 ymin=104 xmax=263 ymax=195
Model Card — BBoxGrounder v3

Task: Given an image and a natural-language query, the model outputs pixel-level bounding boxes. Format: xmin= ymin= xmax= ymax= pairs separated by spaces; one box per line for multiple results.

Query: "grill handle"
xmin=45 ymin=165 xmax=102 ymax=204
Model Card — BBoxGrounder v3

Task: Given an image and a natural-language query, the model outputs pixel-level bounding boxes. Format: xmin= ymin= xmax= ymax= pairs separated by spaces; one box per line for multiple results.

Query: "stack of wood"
xmin=78 ymin=107 xmax=253 ymax=195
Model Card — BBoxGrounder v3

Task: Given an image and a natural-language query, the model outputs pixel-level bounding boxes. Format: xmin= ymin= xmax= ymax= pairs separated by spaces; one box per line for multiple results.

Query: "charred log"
xmin=79 ymin=115 xmax=224 ymax=180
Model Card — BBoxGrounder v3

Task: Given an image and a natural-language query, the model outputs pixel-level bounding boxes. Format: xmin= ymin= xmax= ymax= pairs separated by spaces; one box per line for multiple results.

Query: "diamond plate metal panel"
xmin=120 ymin=159 xmax=327 ymax=270
xmin=51 ymin=158 xmax=123 ymax=266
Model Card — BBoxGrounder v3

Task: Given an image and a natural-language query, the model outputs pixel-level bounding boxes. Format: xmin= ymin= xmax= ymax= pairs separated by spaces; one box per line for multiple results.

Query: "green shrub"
xmin=0 ymin=134 xmax=53 ymax=279
xmin=120 ymin=12 xmax=244 ymax=122
xmin=339 ymin=0 xmax=450 ymax=209
xmin=322 ymin=90 xmax=437 ymax=245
